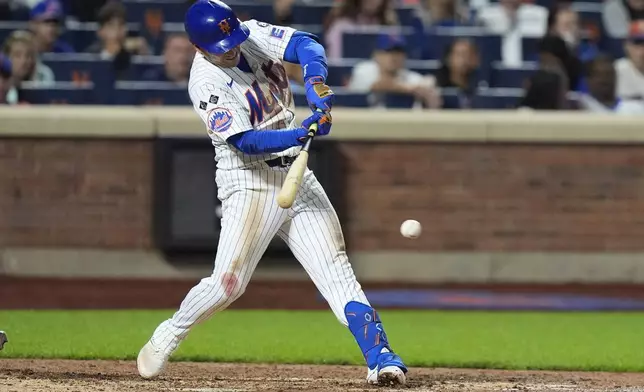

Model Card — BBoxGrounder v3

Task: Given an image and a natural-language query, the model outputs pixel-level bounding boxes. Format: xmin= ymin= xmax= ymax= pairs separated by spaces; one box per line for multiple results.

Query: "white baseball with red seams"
xmin=400 ymin=220 xmax=422 ymax=239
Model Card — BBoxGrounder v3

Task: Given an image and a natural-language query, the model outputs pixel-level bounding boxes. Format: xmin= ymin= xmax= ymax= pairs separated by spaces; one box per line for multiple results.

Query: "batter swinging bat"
xmin=277 ymin=116 xmax=320 ymax=209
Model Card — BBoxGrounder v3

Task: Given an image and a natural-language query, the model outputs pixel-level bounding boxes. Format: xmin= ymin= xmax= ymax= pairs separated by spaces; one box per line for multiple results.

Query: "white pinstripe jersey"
xmin=188 ymin=20 xmax=300 ymax=170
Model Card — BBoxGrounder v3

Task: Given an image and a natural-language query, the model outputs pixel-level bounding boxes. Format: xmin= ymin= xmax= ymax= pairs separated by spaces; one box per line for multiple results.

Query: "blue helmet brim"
xmin=200 ymin=23 xmax=250 ymax=55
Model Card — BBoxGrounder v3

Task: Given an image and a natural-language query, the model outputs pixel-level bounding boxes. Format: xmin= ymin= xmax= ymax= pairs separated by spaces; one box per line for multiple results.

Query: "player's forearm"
xmin=283 ymin=32 xmax=328 ymax=83
xmin=227 ymin=128 xmax=308 ymax=155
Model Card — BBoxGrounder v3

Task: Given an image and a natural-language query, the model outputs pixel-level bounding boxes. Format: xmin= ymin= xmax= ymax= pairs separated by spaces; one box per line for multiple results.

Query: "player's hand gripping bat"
xmin=277 ymin=110 xmax=324 ymax=209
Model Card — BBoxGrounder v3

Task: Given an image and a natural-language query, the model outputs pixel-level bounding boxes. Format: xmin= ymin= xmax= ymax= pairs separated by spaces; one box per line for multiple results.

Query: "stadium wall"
xmin=2 ymin=107 xmax=644 ymax=284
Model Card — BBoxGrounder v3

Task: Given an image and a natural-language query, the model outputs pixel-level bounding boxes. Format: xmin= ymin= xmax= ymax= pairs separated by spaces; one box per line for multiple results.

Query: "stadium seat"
xmin=40 ymin=53 xmax=115 ymax=103
xmin=126 ymin=55 xmax=165 ymax=80
xmin=577 ymin=10 xmax=602 ymax=28
xmin=294 ymin=91 xmax=369 ymax=107
xmin=422 ymin=27 xmax=502 ymax=66
xmin=384 ymin=93 xmax=416 ymax=109
xmin=327 ymin=65 xmax=353 ymax=87
xmin=471 ymin=88 xmax=523 ymax=109
xmin=440 ymin=88 xmax=469 ymax=109
xmin=41 ymin=54 xmax=113 ymax=80
xmin=341 ymin=27 xmax=414 ymax=59
xmin=490 ymin=62 xmax=538 ymax=88
xmin=291 ymin=4 xmax=332 ymax=25
xmin=396 ymin=7 xmax=418 ymax=26
xmin=521 ymin=37 xmax=540 ymax=62
xmin=604 ymin=38 xmax=626 ymax=59
xmin=115 ymin=81 xmax=191 ymax=106
xmin=20 ymin=83 xmax=95 ymax=105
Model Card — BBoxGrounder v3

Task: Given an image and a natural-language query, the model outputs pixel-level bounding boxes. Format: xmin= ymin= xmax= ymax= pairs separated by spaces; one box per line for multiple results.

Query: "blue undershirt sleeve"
xmin=227 ymin=128 xmax=308 ymax=155
xmin=283 ymin=31 xmax=328 ymax=83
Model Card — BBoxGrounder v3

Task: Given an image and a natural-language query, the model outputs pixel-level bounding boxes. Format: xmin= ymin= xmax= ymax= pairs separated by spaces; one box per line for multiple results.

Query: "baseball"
xmin=400 ymin=220 xmax=422 ymax=239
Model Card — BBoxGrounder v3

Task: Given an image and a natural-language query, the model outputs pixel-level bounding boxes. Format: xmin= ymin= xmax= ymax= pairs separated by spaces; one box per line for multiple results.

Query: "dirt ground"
xmin=2 ymin=359 xmax=644 ymax=392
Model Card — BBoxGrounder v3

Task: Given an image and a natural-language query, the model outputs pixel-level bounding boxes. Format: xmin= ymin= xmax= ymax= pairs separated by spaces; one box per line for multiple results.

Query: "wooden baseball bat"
xmin=276 ymin=115 xmax=320 ymax=209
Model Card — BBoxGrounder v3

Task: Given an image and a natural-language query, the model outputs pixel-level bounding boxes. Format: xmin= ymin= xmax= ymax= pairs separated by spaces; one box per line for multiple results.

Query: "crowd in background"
xmin=0 ymin=0 xmax=643 ymax=113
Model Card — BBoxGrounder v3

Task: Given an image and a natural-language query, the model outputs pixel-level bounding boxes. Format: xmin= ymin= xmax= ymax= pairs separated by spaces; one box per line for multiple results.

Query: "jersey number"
xmin=245 ymin=61 xmax=289 ymax=126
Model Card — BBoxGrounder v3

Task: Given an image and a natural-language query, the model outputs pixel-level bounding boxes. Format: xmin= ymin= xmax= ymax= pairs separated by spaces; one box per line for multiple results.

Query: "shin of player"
xmin=136 ymin=0 xmax=407 ymax=385
xmin=345 ymin=301 xmax=408 ymax=385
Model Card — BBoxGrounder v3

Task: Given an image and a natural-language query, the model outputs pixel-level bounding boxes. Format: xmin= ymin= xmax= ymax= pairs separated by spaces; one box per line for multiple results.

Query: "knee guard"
xmin=344 ymin=301 xmax=391 ymax=369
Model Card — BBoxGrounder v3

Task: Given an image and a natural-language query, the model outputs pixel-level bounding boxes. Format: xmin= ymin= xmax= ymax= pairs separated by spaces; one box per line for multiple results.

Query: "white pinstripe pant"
xmin=152 ymin=166 xmax=369 ymax=350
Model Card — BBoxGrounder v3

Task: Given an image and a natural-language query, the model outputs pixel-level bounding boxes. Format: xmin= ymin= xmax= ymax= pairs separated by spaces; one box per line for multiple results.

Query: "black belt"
xmin=265 ymin=156 xmax=297 ymax=168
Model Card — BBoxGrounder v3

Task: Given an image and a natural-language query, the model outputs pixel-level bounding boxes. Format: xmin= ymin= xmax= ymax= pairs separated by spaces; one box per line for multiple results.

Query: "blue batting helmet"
xmin=184 ymin=0 xmax=250 ymax=55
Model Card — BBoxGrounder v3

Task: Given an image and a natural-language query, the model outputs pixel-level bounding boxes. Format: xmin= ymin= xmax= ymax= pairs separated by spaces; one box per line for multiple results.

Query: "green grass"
xmin=1 ymin=310 xmax=643 ymax=372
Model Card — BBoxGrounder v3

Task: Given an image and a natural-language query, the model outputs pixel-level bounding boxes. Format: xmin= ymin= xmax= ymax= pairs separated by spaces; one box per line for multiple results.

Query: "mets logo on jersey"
xmin=208 ymin=108 xmax=233 ymax=133
xmin=219 ymin=19 xmax=232 ymax=35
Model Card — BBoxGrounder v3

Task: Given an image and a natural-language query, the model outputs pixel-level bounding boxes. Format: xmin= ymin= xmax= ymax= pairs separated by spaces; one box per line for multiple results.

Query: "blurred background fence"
xmin=2 ymin=107 xmax=644 ymax=312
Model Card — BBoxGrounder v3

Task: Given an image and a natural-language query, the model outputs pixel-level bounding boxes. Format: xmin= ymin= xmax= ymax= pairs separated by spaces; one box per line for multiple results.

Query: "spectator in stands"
xmin=576 ymin=53 xmax=644 ymax=113
xmin=0 ymin=54 xmax=13 ymax=104
xmin=86 ymin=2 xmax=150 ymax=78
xmin=414 ymin=0 xmax=470 ymax=27
xmin=602 ymin=0 xmax=644 ymax=38
xmin=142 ymin=33 xmax=193 ymax=84
xmin=476 ymin=0 xmax=548 ymax=66
xmin=347 ymin=33 xmax=442 ymax=109
xmin=517 ymin=69 xmax=571 ymax=110
xmin=324 ymin=0 xmax=399 ymax=60
xmin=537 ymin=35 xmax=582 ymax=92
xmin=615 ymin=20 xmax=644 ymax=100
xmin=2 ymin=30 xmax=54 ymax=86
xmin=547 ymin=7 xmax=599 ymax=63
xmin=274 ymin=0 xmax=296 ymax=25
xmin=29 ymin=0 xmax=74 ymax=53
xmin=435 ymin=38 xmax=479 ymax=105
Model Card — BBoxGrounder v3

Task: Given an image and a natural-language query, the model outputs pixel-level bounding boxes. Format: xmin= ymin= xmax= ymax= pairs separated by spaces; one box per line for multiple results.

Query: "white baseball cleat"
xmin=137 ymin=340 xmax=175 ymax=379
xmin=367 ymin=365 xmax=407 ymax=386
xmin=366 ymin=348 xmax=408 ymax=386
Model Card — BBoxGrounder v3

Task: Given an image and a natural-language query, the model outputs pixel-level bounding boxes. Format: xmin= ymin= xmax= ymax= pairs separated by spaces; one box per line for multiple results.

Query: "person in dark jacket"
xmin=518 ymin=69 xmax=573 ymax=110
xmin=537 ymin=35 xmax=583 ymax=91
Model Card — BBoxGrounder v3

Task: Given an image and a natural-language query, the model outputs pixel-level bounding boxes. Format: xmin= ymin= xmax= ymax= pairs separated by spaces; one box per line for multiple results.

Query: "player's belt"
xmin=265 ymin=156 xmax=297 ymax=168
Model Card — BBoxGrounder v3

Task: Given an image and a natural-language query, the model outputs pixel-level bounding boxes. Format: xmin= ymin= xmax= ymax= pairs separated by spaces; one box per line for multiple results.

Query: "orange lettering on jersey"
xmin=245 ymin=83 xmax=263 ymax=126
xmin=261 ymin=60 xmax=289 ymax=89
xmin=245 ymin=81 xmax=280 ymax=126
xmin=261 ymin=60 xmax=291 ymax=107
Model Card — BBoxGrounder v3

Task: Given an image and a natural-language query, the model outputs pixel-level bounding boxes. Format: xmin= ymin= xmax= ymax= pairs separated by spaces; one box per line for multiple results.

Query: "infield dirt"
xmin=2 ymin=359 xmax=644 ymax=392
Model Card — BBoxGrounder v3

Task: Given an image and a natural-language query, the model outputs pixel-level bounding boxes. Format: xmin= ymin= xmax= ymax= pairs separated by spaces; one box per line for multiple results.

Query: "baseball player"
xmin=137 ymin=0 xmax=407 ymax=386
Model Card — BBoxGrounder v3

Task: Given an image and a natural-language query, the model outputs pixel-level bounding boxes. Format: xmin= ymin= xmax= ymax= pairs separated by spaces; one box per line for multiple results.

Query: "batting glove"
xmin=301 ymin=111 xmax=332 ymax=138
xmin=305 ymin=76 xmax=334 ymax=112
